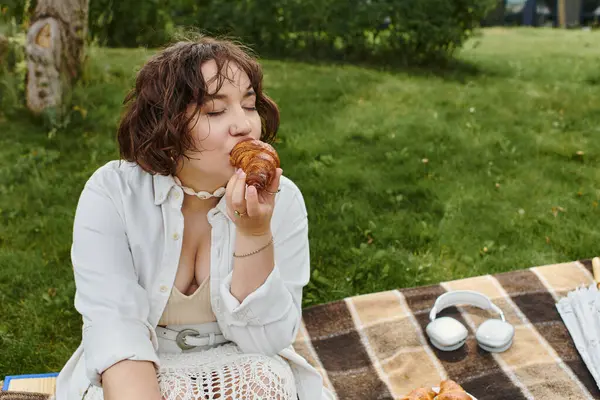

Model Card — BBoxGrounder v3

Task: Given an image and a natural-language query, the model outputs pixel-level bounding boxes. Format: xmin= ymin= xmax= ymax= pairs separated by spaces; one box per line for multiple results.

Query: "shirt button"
xmin=160 ymin=285 xmax=169 ymax=293
xmin=174 ymin=192 xmax=181 ymax=199
xmin=173 ymin=232 xmax=180 ymax=240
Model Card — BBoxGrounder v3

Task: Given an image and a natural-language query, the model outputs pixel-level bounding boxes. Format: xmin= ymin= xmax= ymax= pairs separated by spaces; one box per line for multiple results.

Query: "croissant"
xmin=229 ymin=139 xmax=280 ymax=191
xmin=401 ymin=387 xmax=437 ymax=400
xmin=435 ymin=379 xmax=471 ymax=400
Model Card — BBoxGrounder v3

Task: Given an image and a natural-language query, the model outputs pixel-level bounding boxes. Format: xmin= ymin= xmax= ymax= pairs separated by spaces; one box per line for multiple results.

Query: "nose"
xmin=229 ymin=108 xmax=252 ymax=137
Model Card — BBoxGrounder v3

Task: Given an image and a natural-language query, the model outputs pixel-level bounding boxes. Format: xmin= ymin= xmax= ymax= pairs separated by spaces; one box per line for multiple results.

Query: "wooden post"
xmin=558 ymin=0 xmax=567 ymax=28
xmin=25 ymin=0 xmax=89 ymax=114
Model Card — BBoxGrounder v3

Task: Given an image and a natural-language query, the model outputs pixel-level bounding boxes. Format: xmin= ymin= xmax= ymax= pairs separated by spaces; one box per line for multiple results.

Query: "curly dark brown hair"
xmin=117 ymin=36 xmax=280 ymax=176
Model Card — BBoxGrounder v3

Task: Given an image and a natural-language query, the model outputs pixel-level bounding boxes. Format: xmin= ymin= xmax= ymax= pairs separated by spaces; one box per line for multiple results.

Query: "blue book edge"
xmin=2 ymin=373 xmax=59 ymax=391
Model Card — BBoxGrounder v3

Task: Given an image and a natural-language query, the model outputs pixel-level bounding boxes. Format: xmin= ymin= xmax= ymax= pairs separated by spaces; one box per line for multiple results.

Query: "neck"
xmin=177 ymin=181 xmax=222 ymax=213
xmin=182 ymin=196 xmax=220 ymax=214
xmin=175 ymin=171 xmax=226 ymax=215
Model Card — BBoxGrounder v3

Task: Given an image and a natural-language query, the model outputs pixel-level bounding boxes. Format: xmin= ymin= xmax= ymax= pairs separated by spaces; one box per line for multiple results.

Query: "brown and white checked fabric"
xmin=292 ymin=259 xmax=600 ymax=400
xmin=3 ymin=260 xmax=599 ymax=400
xmin=0 ymin=392 xmax=49 ymax=399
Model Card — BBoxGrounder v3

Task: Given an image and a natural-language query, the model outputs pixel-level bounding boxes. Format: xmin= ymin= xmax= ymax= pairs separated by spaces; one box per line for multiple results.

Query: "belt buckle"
xmin=175 ymin=328 xmax=200 ymax=350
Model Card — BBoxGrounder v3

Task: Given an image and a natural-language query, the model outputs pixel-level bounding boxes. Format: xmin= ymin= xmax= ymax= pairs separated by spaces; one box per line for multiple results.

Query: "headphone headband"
xmin=429 ymin=290 xmax=505 ymax=322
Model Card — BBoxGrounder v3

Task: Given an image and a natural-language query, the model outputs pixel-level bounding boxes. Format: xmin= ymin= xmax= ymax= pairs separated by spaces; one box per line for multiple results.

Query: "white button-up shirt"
xmin=55 ymin=160 xmax=332 ymax=399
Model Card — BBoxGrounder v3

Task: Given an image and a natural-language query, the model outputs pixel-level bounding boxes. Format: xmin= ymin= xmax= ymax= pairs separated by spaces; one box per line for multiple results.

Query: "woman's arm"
xmin=220 ymin=180 xmax=310 ymax=355
xmin=72 ymin=164 xmax=160 ymax=391
xmin=102 ymin=360 xmax=161 ymax=400
xmin=230 ymin=231 xmax=275 ymax=301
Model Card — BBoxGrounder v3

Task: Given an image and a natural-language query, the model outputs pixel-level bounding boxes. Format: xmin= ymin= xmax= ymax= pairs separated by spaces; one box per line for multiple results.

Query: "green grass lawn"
xmin=1 ymin=27 xmax=600 ymax=376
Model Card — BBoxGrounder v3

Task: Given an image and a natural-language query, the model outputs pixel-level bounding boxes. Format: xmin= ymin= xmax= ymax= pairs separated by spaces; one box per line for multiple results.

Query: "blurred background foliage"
xmin=1 ymin=0 xmax=497 ymax=66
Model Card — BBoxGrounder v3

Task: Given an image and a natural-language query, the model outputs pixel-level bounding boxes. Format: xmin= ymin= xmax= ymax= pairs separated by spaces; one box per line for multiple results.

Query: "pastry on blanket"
xmin=400 ymin=387 xmax=437 ymax=400
xmin=229 ymin=139 xmax=280 ymax=191
xmin=435 ymin=379 xmax=471 ymax=400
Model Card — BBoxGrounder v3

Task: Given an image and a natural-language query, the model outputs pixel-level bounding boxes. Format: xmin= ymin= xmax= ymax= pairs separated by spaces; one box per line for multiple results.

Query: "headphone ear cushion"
xmin=476 ymin=319 xmax=515 ymax=352
xmin=426 ymin=317 xmax=468 ymax=351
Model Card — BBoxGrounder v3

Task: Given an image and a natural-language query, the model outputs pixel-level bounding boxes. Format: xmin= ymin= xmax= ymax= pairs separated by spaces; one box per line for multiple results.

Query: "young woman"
xmin=55 ymin=36 xmax=332 ymax=400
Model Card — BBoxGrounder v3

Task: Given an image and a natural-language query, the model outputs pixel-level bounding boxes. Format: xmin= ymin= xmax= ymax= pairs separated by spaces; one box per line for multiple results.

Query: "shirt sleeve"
xmin=219 ymin=184 xmax=310 ymax=355
xmin=72 ymin=168 xmax=159 ymax=386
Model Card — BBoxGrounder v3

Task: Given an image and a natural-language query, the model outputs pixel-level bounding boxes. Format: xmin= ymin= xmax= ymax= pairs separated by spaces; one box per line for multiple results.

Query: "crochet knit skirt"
xmin=83 ymin=343 xmax=297 ymax=400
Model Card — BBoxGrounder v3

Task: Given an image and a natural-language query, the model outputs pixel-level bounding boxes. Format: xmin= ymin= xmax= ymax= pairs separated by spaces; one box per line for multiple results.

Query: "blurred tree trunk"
xmin=0 ymin=34 xmax=8 ymax=64
xmin=25 ymin=0 xmax=89 ymax=114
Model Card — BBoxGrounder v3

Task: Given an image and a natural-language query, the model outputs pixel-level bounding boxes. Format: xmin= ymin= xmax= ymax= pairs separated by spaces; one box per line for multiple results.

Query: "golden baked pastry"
xmin=401 ymin=379 xmax=470 ymax=400
xmin=435 ymin=379 xmax=471 ymax=400
xmin=229 ymin=139 xmax=280 ymax=191
xmin=401 ymin=387 xmax=437 ymax=400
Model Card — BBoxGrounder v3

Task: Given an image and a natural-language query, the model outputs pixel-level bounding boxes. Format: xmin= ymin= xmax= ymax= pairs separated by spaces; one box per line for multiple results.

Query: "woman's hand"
xmin=226 ymin=167 xmax=283 ymax=237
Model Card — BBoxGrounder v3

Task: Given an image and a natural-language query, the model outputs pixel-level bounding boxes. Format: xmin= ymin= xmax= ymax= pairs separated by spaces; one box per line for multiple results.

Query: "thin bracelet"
xmin=233 ymin=236 xmax=274 ymax=258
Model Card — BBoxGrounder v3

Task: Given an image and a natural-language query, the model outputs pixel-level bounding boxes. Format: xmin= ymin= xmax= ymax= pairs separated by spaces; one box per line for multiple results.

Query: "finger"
xmin=245 ymin=185 xmax=260 ymax=217
xmin=266 ymin=168 xmax=282 ymax=196
xmin=232 ymin=170 xmax=247 ymax=212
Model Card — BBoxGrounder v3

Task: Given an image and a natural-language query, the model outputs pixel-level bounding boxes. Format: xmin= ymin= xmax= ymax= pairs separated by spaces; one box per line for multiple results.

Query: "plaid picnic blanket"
xmin=3 ymin=259 xmax=599 ymax=399
xmin=293 ymin=258 xmax=600 ymax=400
xmin=0 ymin=393 xmax=47 ymax=400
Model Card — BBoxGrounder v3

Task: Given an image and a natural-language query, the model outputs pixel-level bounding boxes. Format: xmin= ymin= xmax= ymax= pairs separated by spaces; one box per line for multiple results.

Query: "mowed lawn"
xmin=1 ymin=28 xmax=599 ymax=376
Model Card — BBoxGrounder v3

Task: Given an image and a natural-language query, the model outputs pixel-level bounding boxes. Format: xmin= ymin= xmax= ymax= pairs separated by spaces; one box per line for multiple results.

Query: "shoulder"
xmin=85 ymin=160 xmax=153 ymax=195
xmin=76 ymin=161 xmax=157 ymax=229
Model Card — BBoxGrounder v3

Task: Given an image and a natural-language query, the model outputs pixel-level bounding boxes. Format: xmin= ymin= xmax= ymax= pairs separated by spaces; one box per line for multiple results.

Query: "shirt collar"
xmin=153 ymin=173 xmax=176 ymax=205
xmin=153 ymin=173 xmax=229 ymax=216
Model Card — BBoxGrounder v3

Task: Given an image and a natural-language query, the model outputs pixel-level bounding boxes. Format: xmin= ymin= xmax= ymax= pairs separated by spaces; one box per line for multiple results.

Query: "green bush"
xmin=88 ymin=0 xmax=175 ymax=48
xmin=3 ymin=0 xmax=496 ymax=65
xmin=2 ymin=0 xmax=176 ymax=48
xmin=190 ymin=0 xmax=497 ymax=65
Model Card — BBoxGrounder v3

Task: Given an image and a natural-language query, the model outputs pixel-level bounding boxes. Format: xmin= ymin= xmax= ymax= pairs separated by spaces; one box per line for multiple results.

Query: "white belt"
xmin=156 ymin=324 xmax=228 ymax=351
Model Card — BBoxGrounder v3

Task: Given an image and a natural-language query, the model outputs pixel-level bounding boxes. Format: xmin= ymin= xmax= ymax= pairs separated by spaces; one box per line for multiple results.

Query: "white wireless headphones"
xmin=425 ymin=290 xmax=515 ymax=353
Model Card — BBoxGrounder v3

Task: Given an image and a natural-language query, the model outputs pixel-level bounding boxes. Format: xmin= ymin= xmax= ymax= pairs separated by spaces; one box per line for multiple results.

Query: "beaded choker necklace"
xmin=173 ymin=176 xmax=226 ymax=200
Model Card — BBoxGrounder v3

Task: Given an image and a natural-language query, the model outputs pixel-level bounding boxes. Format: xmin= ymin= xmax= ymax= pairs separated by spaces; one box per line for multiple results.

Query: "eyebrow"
xmin=205 ymin=85 xmax=256 ymax=102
